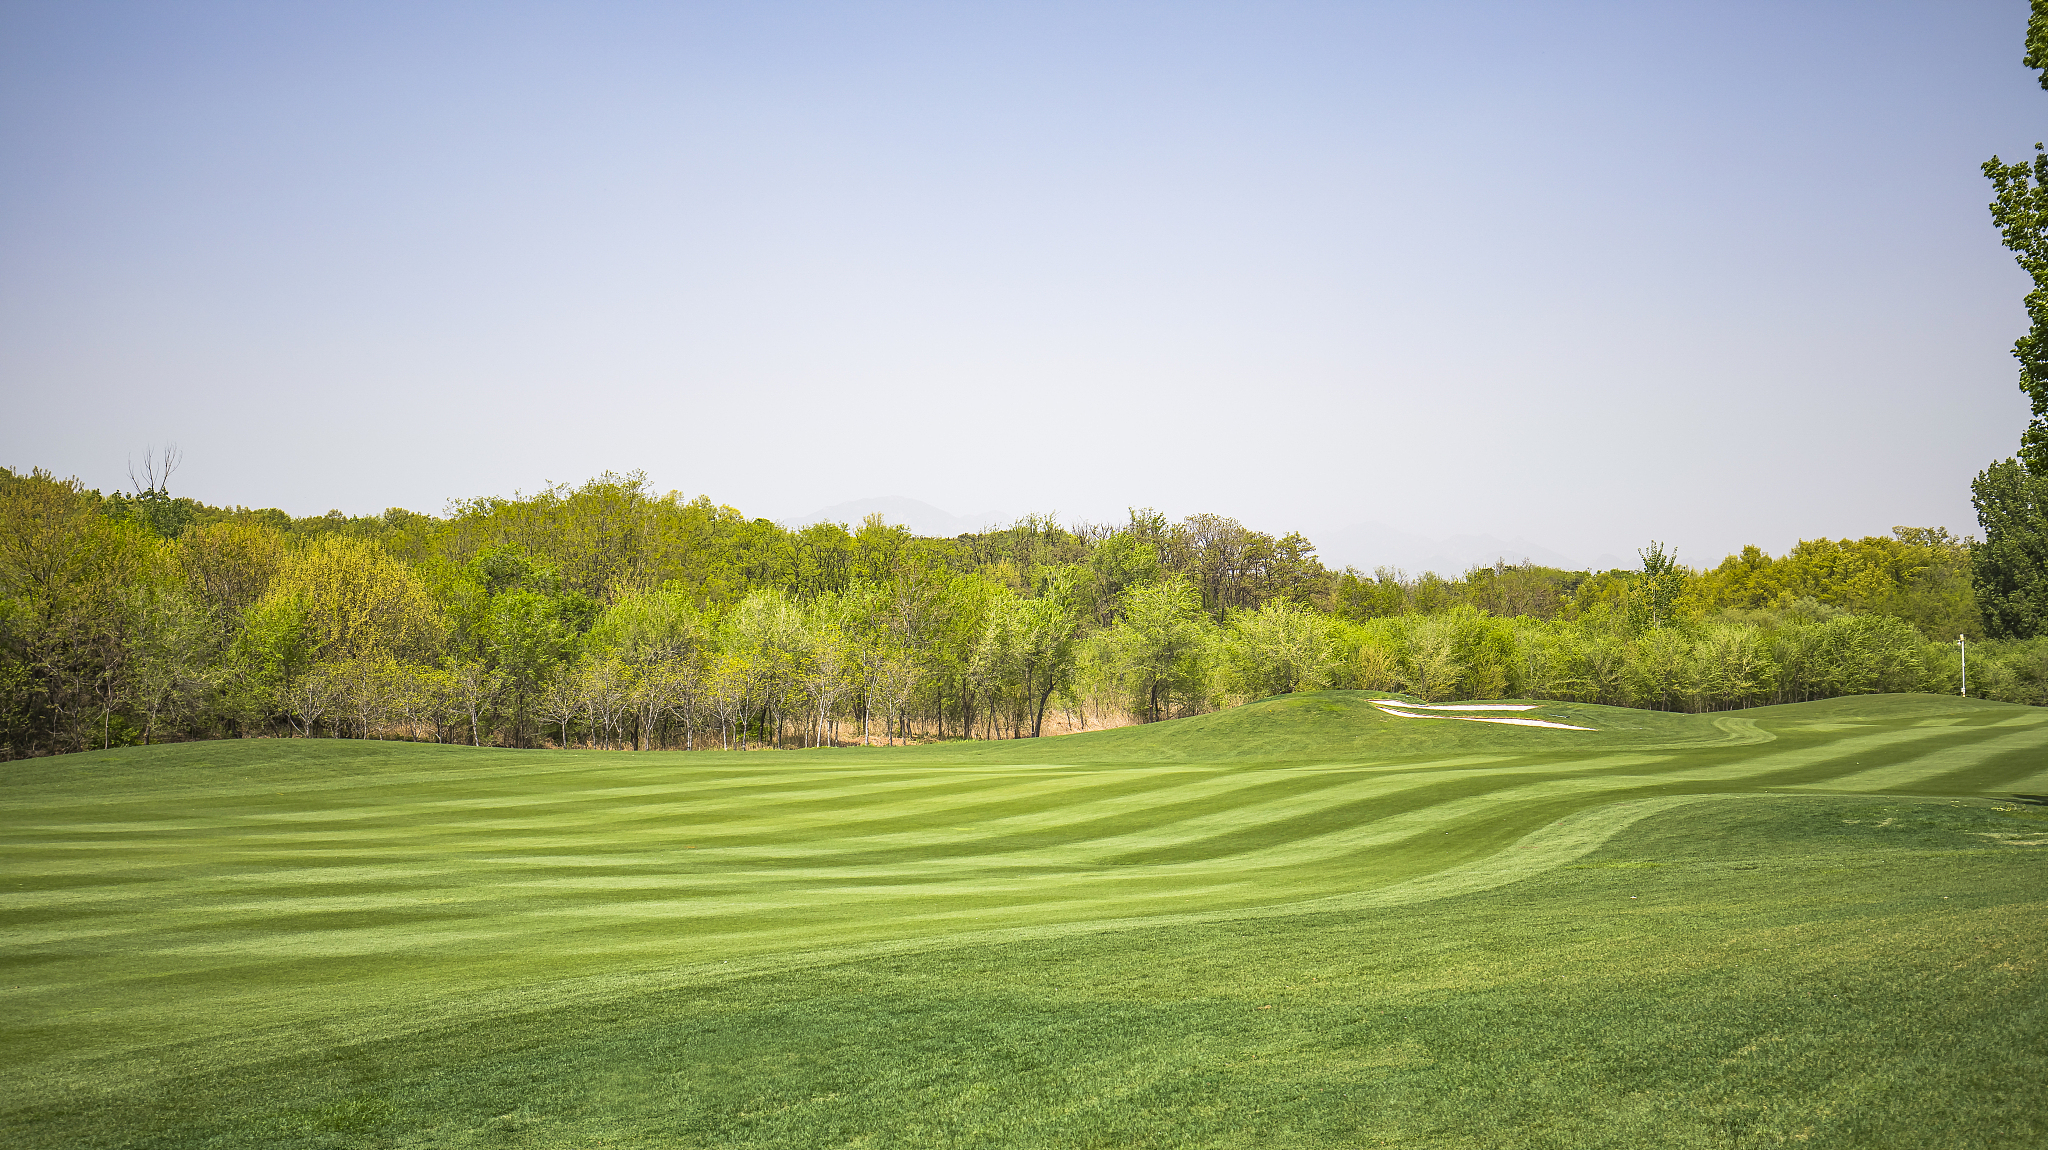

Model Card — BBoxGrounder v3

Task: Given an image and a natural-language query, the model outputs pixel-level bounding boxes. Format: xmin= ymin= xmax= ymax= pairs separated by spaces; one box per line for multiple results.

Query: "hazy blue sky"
xmin=2 ymin=1 xmax=2041 ymax=569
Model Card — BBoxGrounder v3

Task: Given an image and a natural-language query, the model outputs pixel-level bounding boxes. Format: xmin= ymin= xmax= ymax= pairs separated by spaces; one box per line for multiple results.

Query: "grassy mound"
xmin=843 ymin=689 xmax=1747 ymax=764
xmin=4 ymin=692 xmax=2045 ymax=1147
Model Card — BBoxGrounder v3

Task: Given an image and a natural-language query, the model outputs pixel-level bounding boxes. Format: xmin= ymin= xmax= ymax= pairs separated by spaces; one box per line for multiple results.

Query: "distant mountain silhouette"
xmin=796 ymin=496 xmax=1005 ymax=538
xmin=797 ymin=501 xmax=1632 ymax=574
xmin=1313 ymin=521 xmax=1628 ymax=577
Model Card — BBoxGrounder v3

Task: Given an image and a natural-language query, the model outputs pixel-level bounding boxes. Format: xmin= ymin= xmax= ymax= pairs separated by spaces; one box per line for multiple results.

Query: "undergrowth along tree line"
xmin=1 ymin=465 xmax=2039 ymax=758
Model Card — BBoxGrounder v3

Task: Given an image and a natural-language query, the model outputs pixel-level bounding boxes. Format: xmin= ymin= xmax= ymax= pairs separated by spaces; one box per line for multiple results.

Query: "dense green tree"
xmin=1973 ymin=9 xmax=2048 ymax=637
xmin=1392 ymin=613 xmax=1464 ymax=702
xmin=590 ymin=583 xmax=710 ymax=748
xmin=1331 ymin=566 xmax=1409 ymax=621
xmin=1218 ymin=600 xmax=1340 ymax=700
xmin=229 ymin=593 xmax=321 ymax=735
xmin=179 ymin=519 xmax=285 ymax=642
xmin=1630 ymin=542 xmax=1687 ymax=633
xmin=1080 ymin=532 xmax=1162 ymax=627
xmin=1699 ymin=528 xmax=1980 ymax=639
xmin=1985 ymin=147 xmax=2048 ymax=466
xmin=267 ymin=535 xmax=444 ymax=662
xmin=1092 ymin=578 xmax=1212 ymax=722
xmin=489 ymin=589 xmax=582 ymax=746
xmin=971 ymin=570 xmax=1086 ymax=737
xmin=1972 ymin=460 xmax=2048 ymax=638
xmin=2028 ymin=0 xmax=2048 ymax=90
xmin=124 ymin=578 xmax=209 ymax=743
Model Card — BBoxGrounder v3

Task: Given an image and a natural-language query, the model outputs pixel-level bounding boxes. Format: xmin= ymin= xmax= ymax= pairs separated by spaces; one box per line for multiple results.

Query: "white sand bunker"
xmin=1370 ymin=701 xmax=1594 ymax=731
xmin=1370 ymin=701 xmax=1540 ymax=712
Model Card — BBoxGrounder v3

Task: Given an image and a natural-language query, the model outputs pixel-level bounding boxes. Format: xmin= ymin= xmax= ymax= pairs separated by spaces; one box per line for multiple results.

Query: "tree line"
xmin=2 ymin=463 xmax=2040 ymax=759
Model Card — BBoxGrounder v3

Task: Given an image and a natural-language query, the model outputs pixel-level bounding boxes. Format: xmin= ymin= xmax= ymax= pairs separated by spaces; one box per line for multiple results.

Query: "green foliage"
xmin=1984 ymin=144 xmax=2048 ymax=468
xmin=2029 ymin=0 xmax=2048 ymax=90
xmin=1630 ymin=540 xmax=1686 ymax=631
xmin=1972 ymin=458 xmax=2048 ymax=638
xmin=1396 ymin=611 xmax=1469 ymax=701
xmin=0 ymin=460 xmax=2035 ymax=758
xmin=1080 ymin=531 xmax=1161 ymax=626
xmin=1216 ymin=599 xmax=1341 ymax=700
xmin=970 ymin=569 xmax=1086 ymax=737
xmin=1123 ymin=508 xmax=1324 ymax=617
xmin=1451 ymin=560 xmax=1584 ymax=618
xmin=224 ymin=592 xmax=316 ymax=733
xmin=1331 ymin=565 xmax=1409 ymax=619
xmin=1699 ymin=527 xmax=1980 ymax=639
xmin=1372 ymin=606 xmax=1521 ymax=702
xmin=1964 ymin=634 xmax=2048 ymax=704
xmin=1971 ymin=29 xmax=2048 ymax=640
xmin=103 ymin=488 xmax=200 ymax=540
xmin=1088 ymin=577 xmax=1214 ymax=722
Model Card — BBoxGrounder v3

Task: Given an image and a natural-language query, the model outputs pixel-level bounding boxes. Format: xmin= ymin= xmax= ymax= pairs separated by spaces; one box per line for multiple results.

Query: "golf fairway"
xmin=4 ymin=691 xmax=2046 ymax=1147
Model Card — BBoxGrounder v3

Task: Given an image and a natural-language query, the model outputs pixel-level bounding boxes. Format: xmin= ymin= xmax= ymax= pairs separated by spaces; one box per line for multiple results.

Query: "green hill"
xmin=3 ymin=691 xmax=2045 ymax=1148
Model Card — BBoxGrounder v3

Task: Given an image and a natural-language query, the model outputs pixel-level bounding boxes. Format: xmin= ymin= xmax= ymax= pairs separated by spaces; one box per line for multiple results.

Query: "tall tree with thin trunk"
xmin=1973 ymin=1 xmax=2048 ymax=637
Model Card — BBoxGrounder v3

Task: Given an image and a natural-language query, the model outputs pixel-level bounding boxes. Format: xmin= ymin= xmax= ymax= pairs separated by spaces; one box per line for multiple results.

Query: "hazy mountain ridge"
xmin=1313 ymin=521 xmax=1631 ymax=577
xmin=798 ymin=496 xmax=1626 ymax=575
xmin=794 ymin=497 xmax=1008 ymax=538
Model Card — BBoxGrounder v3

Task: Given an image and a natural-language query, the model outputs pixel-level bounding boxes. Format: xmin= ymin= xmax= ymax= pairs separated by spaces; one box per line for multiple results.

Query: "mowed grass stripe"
xmin=385 ymin=764 xmax=1118 ymax=822
xmin=616 ymin=765 xmax=1640 ymax=873
xmin=16 ymin=781 xmax=2031 ymax=1121
xmin=0 ymin=785 xmax=1695 ymax=1080
xmin=0 ymin=765 xmax=1154 ymax=875
xmin=6 ymin=775 xmax=1683 ymax=959
xmin=8 ymin=787 xmax=1356 ymax=950
xmin=0 ymin=760 xmax=1067 ymax=833
xmin=636 ymin=755 xmax=1700 ymax=862
xmin=5 ymin=691 xmax=2045 ymax=1122
xmin=609 ymin=767 xmax=1281 ymax=845
xmin=647 ymin=750 xmax=1775 ymax=870
xmin=1651 ymin=726 xmax=1989 ymax=787
xmin=1743 ymin=723 xmax=2022 ymax=789
xmin=1788 ymin=725 xmax=2048 ymax=792
xmin=0 ymin=785 xmax=1848 ymax=938
xmin=1091 ymin=768 xmax=1666 ymax=867
xmin=10 ymin=718 xmax=2009 ymax=955
xmin=241 ymin=764 xmax=1240 ymax=845
xmin=4 ymin=788 xmax=1759 ymax=1103
xmin=165 ymin=770 xmax=1042 ymax=832
xmin=1908 ymin=742 xmax=2048 ymax=796
xmin=727 ymin=770 xmax=1419 ymax=865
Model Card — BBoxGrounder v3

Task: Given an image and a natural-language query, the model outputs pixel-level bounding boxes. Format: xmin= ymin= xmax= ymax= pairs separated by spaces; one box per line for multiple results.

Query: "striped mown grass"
xmin=3 ymin=690 xmax=2045 ymax=1147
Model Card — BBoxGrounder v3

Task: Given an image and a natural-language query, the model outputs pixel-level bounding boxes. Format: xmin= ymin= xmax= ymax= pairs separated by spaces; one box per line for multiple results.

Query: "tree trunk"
xmin=1033 ymin=679 xmax=1058 ymax=738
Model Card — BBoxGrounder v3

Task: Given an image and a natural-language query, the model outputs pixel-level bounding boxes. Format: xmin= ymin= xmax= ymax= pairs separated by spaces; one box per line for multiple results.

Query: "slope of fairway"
xmin=4 ymin=691 xmax=2046 ymax=1148
xmin=866 ymin=690 xmax=1761 ymax=762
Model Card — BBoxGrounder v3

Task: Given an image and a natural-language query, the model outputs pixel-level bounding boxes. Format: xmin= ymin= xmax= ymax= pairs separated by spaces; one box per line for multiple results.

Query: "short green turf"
xmin=3 ymin=692 xmax=2045 ymax=1148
